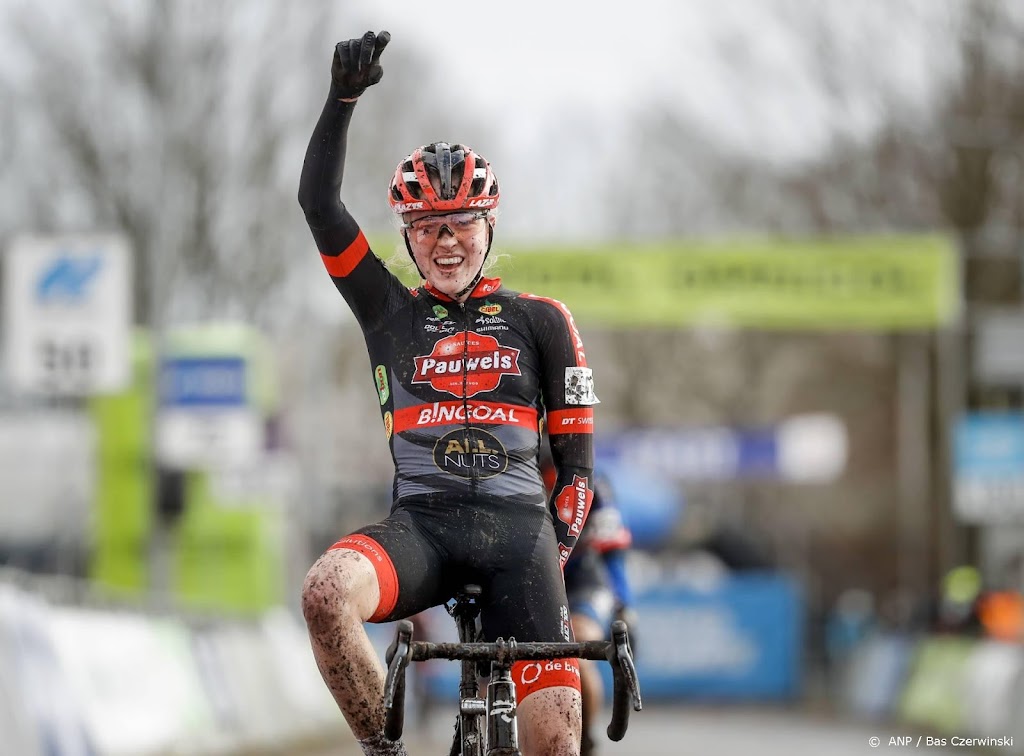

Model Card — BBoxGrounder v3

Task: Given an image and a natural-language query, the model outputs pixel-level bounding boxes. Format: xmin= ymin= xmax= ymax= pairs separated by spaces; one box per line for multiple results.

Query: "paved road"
xmin=310 ymin=704 xmax=992 ymax=756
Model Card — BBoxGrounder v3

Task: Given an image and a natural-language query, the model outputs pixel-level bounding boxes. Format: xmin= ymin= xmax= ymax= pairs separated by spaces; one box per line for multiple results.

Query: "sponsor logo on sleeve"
xmin=374 ymin=365 xmax=390 ymax=405
xmin=565 ymin=367 xmax=599 ymax=405
xmin=547 ymin=408 xmax=594 ymax=434
xmin=555 ymin=474 xmax=593 ymax=540
xmin=383 ymin=411 xmax=393 ymax=440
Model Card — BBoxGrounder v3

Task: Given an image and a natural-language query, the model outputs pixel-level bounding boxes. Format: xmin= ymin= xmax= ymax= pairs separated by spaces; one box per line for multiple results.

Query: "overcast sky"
xmin=353 ymin=0 xmax=956 ymax=162
xmin=324 ymin=0 xmax=967 ymax=242
xmin=0 ymin=0 xmax=974 ymax=247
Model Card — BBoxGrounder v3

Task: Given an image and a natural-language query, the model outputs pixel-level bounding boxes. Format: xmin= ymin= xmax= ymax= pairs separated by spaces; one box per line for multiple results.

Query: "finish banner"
xmin=494 ymin=236 xmax=959 ymax=330
xmin=369 ymin=234 xmax=958 ymax=329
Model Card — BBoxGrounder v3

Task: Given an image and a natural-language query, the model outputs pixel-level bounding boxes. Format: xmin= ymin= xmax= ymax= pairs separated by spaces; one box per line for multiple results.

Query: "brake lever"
xmin=613 ymin=621 xmax=643 ymax=712
xmin=383 ymin=619 xmax=413 ymax=741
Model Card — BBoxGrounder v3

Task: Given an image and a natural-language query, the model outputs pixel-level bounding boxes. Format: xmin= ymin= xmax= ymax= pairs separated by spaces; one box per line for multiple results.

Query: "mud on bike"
xmin=383 ymin=584 xmax=643 ymax=756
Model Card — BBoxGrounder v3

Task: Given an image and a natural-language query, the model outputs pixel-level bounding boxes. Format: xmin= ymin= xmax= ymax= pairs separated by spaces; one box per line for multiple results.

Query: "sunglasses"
xmin=402 ymin=211 xmax=489 ymax=243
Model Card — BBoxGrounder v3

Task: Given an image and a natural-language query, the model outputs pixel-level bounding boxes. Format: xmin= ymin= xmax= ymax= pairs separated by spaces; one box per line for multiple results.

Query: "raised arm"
xmin=297 ymin=31 xmax=404 ymax=331
xmin=298 ymin=31 xmax=389 ymax=241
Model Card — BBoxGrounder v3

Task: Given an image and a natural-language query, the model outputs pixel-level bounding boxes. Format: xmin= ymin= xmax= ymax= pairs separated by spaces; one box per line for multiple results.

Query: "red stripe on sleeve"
xmin=518 ymin=293 xmax=587 ymax=366
xmin=547 ymin=408 xmax=594 ymax=435
xmin=321 ymin=231 xmax=370 ymax=278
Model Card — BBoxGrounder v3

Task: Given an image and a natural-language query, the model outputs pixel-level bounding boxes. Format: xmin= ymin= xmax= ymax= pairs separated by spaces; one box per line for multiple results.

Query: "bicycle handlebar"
xmin=406 ymin=638 xmax=614 ymax=662
xmin=382 ymin=619 xmax=643 ymax=744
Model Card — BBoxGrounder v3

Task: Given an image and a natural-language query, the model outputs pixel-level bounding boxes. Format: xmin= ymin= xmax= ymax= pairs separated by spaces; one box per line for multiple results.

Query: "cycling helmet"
xmin=388 ymin=141 xmax=499 ymax=214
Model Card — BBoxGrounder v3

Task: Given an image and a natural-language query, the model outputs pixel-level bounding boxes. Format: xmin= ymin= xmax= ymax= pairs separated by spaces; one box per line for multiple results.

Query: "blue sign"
xmin=603 ymin=466 xmax=683 ymax=549
xmin=595 ymin=429 xmax=779 ymax=481
xmin=604 ymin=573 xmax=804 ymax=700
xmin=955 ymin=413 xmax=1024 ymax=477
xmin=159 ymin=357 xmax=247 ymax=408
xmin=35 ymin=254 xmax=104 ymax=304
xmin=953 ymin=412 xmax=1024 ymax=523
xmin=594 ymin=416 xmax=847 ymax=483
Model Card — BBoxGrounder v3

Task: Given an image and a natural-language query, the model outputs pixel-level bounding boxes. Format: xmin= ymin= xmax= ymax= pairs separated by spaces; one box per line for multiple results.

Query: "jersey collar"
xmin=424 ymin=277 xmax=502 ymax=302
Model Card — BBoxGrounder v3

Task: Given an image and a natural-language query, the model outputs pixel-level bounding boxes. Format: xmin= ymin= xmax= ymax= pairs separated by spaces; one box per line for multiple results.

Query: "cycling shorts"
xmin=329 ymin=494 xmax=581 ymax=699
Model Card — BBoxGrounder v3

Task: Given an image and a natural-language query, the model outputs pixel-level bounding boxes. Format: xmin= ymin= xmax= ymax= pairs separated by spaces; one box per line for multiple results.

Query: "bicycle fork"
xmin=485 ymin=663 xmax=518 ymax=755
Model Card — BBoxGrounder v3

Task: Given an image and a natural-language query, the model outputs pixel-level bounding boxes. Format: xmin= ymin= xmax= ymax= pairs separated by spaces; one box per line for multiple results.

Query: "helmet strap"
xmin=403 ymin=231 xmax=428 ymax=280
xmin=452 ymin=223 xmax=494 ymax=300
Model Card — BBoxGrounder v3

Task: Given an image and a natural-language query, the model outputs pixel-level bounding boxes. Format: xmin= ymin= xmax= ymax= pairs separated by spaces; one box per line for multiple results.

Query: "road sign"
xmin=3 ymin=234 xmax=131 ymax=395
xmin=159 ymin=357 xmax=247 ymax=408
xmin=954 ymin=413 xmax=1024 ymax=524
xmin=155 ymin=409 xmax=262 ymax=469
xmin=155 ymin=355 xmax=260 ymax=468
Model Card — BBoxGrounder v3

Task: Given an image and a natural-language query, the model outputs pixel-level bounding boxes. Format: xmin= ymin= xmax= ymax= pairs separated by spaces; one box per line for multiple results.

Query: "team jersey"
xmin=297 ymin=94 xmax=597 ymax=566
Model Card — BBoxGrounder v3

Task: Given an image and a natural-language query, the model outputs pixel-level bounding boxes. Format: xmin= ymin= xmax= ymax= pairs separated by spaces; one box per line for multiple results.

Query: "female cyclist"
xmin=297 ymin=31 xmax=599 ymax=756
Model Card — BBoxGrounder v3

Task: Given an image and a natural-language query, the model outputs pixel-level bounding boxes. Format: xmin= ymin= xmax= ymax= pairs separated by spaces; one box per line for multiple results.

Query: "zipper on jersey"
xmin=457 ymin=302 xmax=476 ymax=491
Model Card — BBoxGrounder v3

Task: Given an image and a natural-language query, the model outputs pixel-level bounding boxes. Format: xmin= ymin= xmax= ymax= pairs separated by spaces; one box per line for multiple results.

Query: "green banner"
xmin=171 ymin=472 xmax=284 ymax=614
xmin=369 ymin=234 xmax=959 ymax=330
xmin=89 ymin=330 xmax=153 ymax=596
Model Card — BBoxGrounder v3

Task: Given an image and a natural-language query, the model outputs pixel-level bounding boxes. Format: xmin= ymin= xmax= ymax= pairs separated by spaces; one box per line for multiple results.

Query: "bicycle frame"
xmin=450 ymin=585 xmax=487 ymax=756
xmin=382 ymin=585 xmax=642 ymax=756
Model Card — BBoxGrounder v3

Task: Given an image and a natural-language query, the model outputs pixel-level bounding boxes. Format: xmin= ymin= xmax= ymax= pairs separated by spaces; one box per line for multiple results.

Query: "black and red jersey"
xmin=297 ymin=94 xmax=597 ymax=566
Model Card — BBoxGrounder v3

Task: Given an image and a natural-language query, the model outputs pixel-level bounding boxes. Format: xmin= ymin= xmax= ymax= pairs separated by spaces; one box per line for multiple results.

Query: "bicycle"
xmin=382 ymin=584 xmax=643 ymax=756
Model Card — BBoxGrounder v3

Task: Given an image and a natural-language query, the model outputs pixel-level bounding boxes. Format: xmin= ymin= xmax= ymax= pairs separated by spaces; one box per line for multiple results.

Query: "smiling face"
xmin=403 ymin=209 xmax=495 ymax=301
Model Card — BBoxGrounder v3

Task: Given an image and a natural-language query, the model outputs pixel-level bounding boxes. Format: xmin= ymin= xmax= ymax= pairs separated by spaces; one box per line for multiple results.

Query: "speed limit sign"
xmin=4 ymin=234 xmax=132 ymax=395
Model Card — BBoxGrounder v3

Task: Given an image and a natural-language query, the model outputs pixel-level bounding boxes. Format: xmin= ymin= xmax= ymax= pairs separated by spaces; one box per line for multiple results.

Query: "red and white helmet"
xmin=388 ymin=141 xmax=500 ymax=214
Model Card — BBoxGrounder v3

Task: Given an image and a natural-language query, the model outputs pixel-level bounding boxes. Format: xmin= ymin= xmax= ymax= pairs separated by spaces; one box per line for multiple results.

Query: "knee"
xmin=300 ymin=556 xmax=368 ymax=633
xmin=519 ymin=687 xmax=581 ymax=756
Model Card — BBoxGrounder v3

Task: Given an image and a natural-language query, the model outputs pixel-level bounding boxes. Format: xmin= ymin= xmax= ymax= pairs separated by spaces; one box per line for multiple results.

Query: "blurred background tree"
xmin=0 ymin=0 xmax=473 ymax=329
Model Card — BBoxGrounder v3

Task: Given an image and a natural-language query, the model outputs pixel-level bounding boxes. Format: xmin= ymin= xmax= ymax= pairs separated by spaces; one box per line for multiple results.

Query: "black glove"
xmin=331 ymin=30 xmax=391 ymax=100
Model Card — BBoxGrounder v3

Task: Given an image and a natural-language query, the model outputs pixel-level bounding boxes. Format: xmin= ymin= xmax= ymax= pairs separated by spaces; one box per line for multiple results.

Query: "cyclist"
xmin=542 ymin=459 xmax=634 ymax=756
xmin=298 ymin=31 xmax=598 ymax=756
